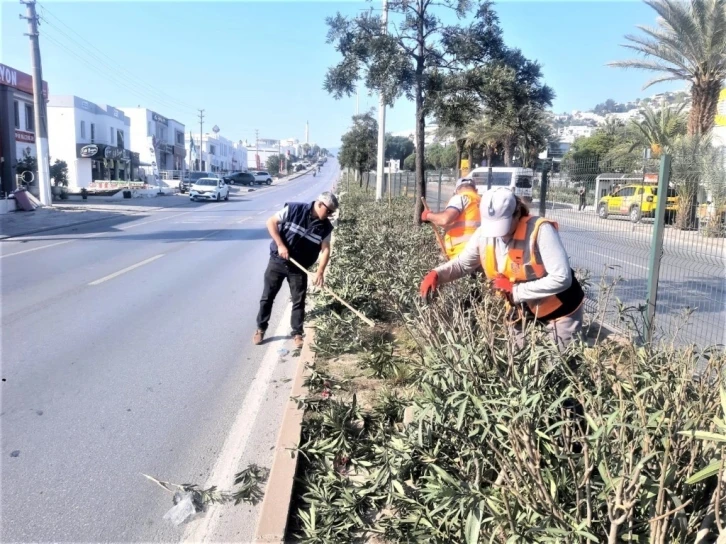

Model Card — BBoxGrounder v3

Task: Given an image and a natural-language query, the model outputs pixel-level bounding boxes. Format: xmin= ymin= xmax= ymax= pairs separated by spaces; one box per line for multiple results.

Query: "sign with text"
xmin=0 ymin=63 xmax=49 ymax=99
xmin=151 ymin=112 xmax=168 ymax=126
xmin=15 ymin=130 xmax=35 ymax=143
xmin=77 ymin=143 xmax=129 ymax=160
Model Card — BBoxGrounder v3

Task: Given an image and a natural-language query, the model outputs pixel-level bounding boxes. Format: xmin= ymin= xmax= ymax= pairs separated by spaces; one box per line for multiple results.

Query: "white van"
xmin=469 ymin=167 xmax=534 ymax=203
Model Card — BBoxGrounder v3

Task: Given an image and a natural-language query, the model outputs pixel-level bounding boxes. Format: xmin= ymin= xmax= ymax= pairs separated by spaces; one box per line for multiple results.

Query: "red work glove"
xmin=421 ymin=209 xmax=432 ymax=222
xmin=492 ymin=275 xmax=513 ymax=296
xmin=419 ymin=270 xmax=439 ymax=300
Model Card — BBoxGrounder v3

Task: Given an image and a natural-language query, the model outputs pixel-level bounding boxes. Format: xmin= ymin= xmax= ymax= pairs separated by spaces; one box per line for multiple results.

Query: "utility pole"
xmin=20 ymin=0 xmax=51 ymax=205
xmin=255 ymin=129 xmax=259 ymax=171
xmin=197 ymin=109 xmax=204 ymax=171
xmin=375 ymin=0 xmax=388 ymax=201
xmin=278 ymin=139 xmax=282 ymax=175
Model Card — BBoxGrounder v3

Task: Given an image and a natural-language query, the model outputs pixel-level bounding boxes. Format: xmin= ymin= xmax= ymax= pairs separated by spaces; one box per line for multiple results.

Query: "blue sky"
xmin=1 ymin=1 xmax=682 ymax=149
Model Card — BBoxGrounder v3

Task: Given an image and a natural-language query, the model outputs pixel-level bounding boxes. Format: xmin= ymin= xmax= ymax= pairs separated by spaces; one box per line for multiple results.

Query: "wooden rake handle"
xmin=288 ymin=257 xmax=375 ymax=328
xmin=421 ymin=197 xmax=449 ymax=261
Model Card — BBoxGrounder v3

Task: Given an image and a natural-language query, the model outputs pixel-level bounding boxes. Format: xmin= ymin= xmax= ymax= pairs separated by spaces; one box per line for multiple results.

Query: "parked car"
xmin=294 ymin=164 xmax=305 ymax=172
xmin=597 ymin=184 xmax=679 ymax=223
xmin=223 ymin=171 xmax=256 ymax=186
xmin=469 ymin=167 xmax=534 ymax=203
xmin=253 ymin=171 xmax=273 ymax=185
xmin=189 ymin=177 xmax=230 ymax=201
xmin=180 ymin=172 xmax=220 ymax=193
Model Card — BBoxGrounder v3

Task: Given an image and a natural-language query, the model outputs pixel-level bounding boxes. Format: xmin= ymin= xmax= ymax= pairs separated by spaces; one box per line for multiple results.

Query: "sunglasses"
xmin=320 ymin=202 xmax=334 ymax=215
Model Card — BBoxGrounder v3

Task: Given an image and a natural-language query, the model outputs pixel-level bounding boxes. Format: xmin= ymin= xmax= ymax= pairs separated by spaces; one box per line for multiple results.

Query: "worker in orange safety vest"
xmin=419 ymin=187 xmax=585 ymax=351
xmin=421 ymin=177 xmax=482 ymax=259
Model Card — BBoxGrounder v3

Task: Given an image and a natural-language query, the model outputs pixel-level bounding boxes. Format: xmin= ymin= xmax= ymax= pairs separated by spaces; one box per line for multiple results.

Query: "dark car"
xmin=180 ymin=171 xmax=219 ymax=193
xmin=223 ymin=171 xmax=256 ymax=186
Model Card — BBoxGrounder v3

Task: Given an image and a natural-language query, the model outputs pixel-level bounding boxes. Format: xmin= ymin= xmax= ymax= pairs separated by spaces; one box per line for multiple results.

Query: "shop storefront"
xmin=173 ymin=144 xmax=186 ymax=171
xmin=77 ymin=143 xmax=131 ymax=183
xmin=0 ymin=63 xmax=48 ymax=195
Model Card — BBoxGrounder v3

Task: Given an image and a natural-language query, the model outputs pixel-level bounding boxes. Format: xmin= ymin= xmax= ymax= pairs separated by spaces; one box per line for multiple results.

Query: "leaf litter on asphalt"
xmin=142 ymin=464 xmax=269 ymax=525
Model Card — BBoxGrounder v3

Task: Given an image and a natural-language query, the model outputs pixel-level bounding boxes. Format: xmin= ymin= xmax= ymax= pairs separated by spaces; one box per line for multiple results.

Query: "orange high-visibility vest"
xmin=444 ymin=189 xmax=482 ymax=259
xmin=480 ymin=215 xmax=581 ymax=320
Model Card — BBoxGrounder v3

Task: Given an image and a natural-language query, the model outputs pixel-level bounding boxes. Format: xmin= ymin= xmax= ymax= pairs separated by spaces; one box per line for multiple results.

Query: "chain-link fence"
xmin=541 ymin=152 xmax=725 ymax=347
xmin=339 ymin=168 xmax=456 ymax=210
xmin=339 ymin=157 xmax=724 ymax=348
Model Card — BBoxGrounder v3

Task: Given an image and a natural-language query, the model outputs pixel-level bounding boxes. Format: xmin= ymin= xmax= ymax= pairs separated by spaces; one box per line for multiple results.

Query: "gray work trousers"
xmin=512 ymin=303 xmax=584 ymax=353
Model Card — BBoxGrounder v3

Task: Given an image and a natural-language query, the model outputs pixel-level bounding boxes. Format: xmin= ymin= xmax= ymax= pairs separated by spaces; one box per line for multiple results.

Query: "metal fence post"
xmin=538 ymin=164 xmax=549 ymax=218
xmin=645 ymin=154 xmax=672 ymax=344
xmin=437 ymin=170 xmax=442 ymax=212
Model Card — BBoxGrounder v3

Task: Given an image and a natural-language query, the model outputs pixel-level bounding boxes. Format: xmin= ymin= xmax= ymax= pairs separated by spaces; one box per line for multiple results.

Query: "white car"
xmin=253 ymin=171 xmax=273 ymax=185
xmin=189 ymin=177 xmax=230 ymax=201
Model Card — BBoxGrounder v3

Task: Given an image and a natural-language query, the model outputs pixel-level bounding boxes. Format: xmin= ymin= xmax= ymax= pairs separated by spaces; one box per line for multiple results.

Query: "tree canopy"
xmin=338 ymin=111 xmax=379 ymax=181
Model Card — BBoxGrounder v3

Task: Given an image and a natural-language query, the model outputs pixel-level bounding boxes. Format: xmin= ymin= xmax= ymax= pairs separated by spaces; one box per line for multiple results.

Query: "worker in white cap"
xmin=419 ymin=187 xmax=585 ymax=350
xmin=421 ymin=177 xmax=482 ymax=259
xmin=254 ymin=192 xmax=339 ymax=349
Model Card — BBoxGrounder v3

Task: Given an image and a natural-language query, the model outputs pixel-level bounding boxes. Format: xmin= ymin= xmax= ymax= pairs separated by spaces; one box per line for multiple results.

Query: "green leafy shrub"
xmin=295 ymin=186 xmax=725 ymax=543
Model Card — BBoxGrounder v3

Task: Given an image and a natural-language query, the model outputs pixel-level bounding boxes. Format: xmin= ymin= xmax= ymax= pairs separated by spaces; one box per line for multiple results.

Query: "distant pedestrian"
xmin=578 ymin=185 xmax=586 ymax=211
xmin=254 ymin=192 xmax=339 ymax=349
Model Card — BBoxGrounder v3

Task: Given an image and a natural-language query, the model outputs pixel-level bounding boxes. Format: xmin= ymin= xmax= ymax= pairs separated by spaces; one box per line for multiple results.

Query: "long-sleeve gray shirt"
xmin=434 ymin=222 xmax=572 ymax=303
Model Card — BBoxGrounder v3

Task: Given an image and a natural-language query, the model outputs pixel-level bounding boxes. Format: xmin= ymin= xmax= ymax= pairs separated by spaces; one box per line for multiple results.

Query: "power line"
xmin=39 ymin=24 xmax=196 ymax=116
xmin=40 ymin=31 xmax=194 ymax=119
xmin=37 ymin=1 xmax=197 ymax=112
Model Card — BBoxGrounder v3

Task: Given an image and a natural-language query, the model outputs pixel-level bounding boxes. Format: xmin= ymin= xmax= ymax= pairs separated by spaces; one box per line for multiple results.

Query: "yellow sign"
xmin=460 ymin=158 xmax=470 ymax=177
xmin=715 ymin=88 xmax=726 ymax=127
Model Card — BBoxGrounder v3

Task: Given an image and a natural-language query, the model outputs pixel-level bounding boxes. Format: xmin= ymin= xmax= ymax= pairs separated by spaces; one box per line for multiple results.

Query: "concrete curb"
xmin=254 ymin=324 xmax=314 ymax=543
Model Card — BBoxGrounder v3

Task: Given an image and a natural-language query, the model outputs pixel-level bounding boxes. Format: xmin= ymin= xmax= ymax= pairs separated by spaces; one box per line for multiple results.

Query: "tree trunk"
xmin=455 ymin=140 xmax=463 ymax=179
xmin=413 ymin=0 xmax=426 ymax=226
xmin=688 ymin=81 xmax=721 ymax=135
xmin=504 ymin=136 xmax=513 ymax=166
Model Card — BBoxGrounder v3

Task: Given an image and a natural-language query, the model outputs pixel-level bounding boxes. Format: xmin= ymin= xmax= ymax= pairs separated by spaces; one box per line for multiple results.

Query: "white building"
xmin=186 ymin=132 xmax=248 ymax=173
xmin=605 ymin=110 xmax=643 ymax=124
xmin=557 ymin=126 xmax=596 ymax=141
xmin=47 ymin=96 xmax=132 ymax=189
xmin=392 ymin=124 xmax=448 ymax=148
xmin=120 ymin=108 xmax=186 ymax=180
xmin=242 ymin=137 xmax=299 ymax=170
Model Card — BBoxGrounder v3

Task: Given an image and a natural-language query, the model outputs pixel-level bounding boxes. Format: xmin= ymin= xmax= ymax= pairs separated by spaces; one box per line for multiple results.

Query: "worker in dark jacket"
xmin=254 ymin=192 xmax=339 ymax=349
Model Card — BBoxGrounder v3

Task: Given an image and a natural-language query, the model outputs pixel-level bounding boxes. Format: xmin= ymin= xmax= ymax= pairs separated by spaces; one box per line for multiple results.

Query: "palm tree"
xmin=628 ymin=104 xmax=688 ymax=155
xmin=601 ymin=118 xmax=625 ymax=137
xmin=435 ymin=123 xmax=467 ymax=177
xmin=516 ymin=106 xmax=552 ymax=168
xmin=670 ymin=133 xmax=712 ymax=228
xmin=609 ymin=0 xmax=726 ymax=135
xmin=465 ymin=117 xmax=507 ymax=170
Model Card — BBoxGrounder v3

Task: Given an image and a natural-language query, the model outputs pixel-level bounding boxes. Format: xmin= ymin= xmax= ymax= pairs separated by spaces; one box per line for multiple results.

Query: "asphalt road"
xmin=1 ymin=162 xmax=338 ymax=542
xmin=430 ymin=182 xmax=725 ymax=347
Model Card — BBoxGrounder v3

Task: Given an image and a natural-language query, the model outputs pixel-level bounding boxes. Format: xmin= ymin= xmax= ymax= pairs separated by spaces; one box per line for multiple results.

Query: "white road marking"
xmin=236 ymin=216 xmax=252 ymax=224
xmin=189 ymin=230 xmax=222 ymax=244
xmin=182 ymin=304 xmax=293 ymax=543
xmin=88 ymin=254 xmax=165 ymax=285
xmin=256 ymin=210 xmax=269 ymax=216
xmin=589 ymin=251 xmax=648 ymax=270
xmin=0 ymin=240 xmax=74 ymax=259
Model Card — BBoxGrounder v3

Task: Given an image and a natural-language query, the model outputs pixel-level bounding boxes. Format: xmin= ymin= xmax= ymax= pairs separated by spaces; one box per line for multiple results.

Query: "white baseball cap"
xmin=455 ymin=177 xmax=475 ymax=189
xmin=479 ymin=188 xmax=517 ymax=237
